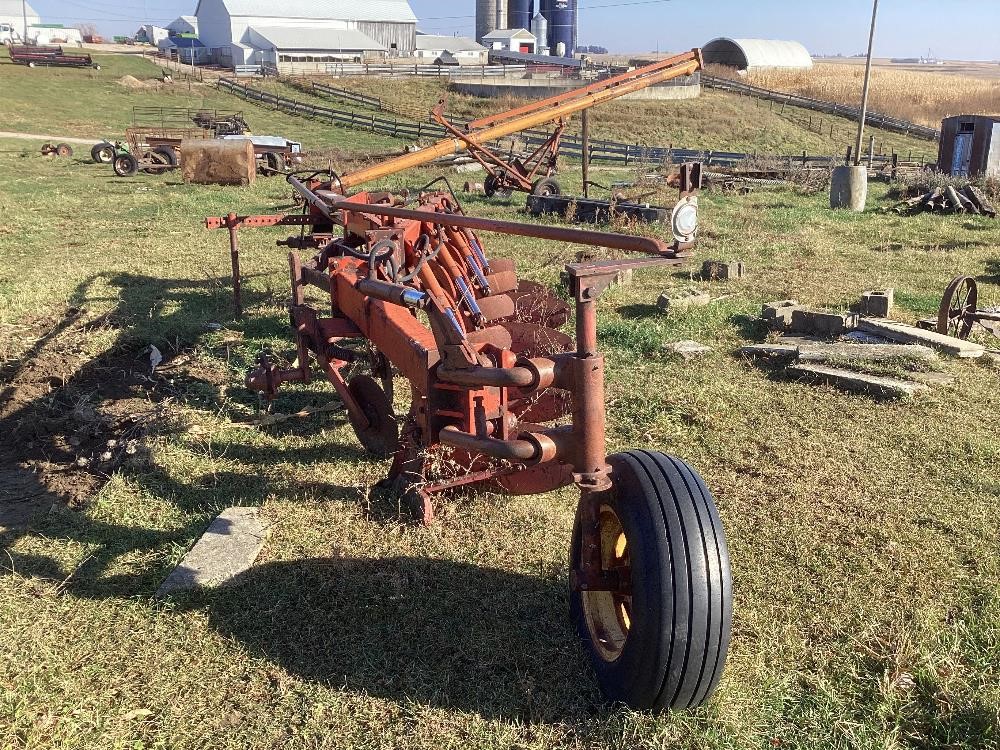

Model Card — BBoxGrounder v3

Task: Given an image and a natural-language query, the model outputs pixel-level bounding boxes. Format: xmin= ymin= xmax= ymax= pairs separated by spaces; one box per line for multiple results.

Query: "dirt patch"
xmin=117 ymin=75 xmax=170 ymax=90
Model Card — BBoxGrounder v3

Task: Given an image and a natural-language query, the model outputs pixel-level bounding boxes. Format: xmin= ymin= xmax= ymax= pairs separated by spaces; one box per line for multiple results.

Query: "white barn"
xmin=0 ymin=0 xmax=40 ymax=40
xmin=167 ymin=15 xmax=199 ymax=36
xmin=194 ymin=0 xmax=418 ymax=69
xmin=414 ymin=33 xmax=487 ymax=66
xmin=480 ymin=28 xmax=536 ymax=54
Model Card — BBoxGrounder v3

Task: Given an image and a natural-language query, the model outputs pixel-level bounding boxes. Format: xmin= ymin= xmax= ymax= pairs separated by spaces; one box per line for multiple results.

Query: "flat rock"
xmin=858 ymin=319 xmax=985 ymax=358
xmin=789 ymin=364 xmax=928 ymax=398
xmin=657 ymin=290 xmax=711 ymax=313
xmin=666 ymin=340 xmax=713 ymax=359
xmin=156 ymin=507 xmax=269 ymax=596
xmin=797 ymin=341 xmax=937 ymax=364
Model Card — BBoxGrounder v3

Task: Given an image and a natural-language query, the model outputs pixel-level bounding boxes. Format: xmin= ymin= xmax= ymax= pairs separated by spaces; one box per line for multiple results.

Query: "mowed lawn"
xmin=1 ymin=53 xmax=1000 ymax=750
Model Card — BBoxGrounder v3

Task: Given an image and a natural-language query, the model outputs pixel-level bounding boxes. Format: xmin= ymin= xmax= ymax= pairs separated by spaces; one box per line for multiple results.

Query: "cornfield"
xmin=730 ymin=63 xmax=999 ymax=129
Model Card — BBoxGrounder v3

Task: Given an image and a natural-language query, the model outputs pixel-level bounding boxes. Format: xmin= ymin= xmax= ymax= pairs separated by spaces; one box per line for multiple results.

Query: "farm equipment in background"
xmin=39 ymin=142 xmax=74 ymax=158
xmin=204 ymin=174 xmax=730 ymax=712
xmin=98 ymin=107 xmax=302 ymax=176
xmin=937 ymin=275 xmax=1000 ymax=341
xmin=8 ymin=44 xmax=101 ymax=70
xmin=323 ymin=50 xmax=704 ymax=201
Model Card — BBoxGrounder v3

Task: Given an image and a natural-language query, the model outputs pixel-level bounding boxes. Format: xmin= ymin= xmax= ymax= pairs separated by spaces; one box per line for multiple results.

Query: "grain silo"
xmin=476 ymin=0 xmax=508 ymax=43
xmin=548 ymin=0 xmax=575 ymax=57
xmin=531 ymin=11 xmax=548 ymax=54
xmin=508 ymin=0 xmax=533 ymax=31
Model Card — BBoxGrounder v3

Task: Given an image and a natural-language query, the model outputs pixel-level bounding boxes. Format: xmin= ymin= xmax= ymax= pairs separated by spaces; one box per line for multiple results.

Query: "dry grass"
xmin=733 ymin=62 xmax=999 ymax=129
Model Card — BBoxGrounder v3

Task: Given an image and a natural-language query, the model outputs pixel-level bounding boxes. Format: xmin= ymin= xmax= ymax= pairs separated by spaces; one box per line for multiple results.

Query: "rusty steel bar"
xmin=227 ymin=213 xmax=242 ymax=319
xmin=288 ymin=176 xmax=675 ymax=256
xmin=335 ymin=51 xmax=702 ymax=191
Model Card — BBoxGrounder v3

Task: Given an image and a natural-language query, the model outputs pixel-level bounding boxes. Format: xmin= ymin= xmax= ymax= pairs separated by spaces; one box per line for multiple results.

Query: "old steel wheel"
xmin=570 ymin=450 xmax=732 ymax=711
xmin=346 ymin=375 xmax=398 ymax=460
xmin=938 ymin=275 xmax=978 ymax=340
xmin=484 ymin=174 xmax=513 ymax=199
xmin=112 ymin=152 xmax=139 ymax=177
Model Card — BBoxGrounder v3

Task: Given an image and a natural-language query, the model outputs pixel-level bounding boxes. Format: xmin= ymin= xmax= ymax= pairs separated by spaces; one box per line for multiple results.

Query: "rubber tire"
xmin=27 ymin=61 xmax=35 ymax=68
xmin=93 ymin=64 xmax=101 ymax=71
xmin=91 ymin=142 xmax=115 ymax=163
xmin=346 ymin=375 xmax=398 ymax=460
xmin=113 ymin=152 xmax=139 ymax=177
xmin=152 ymin=145 xmax=178 ymax=167
xmin=532 ymin=177 xmax=561 ymax=197
xmin=484 ymin=174 xmax=512 ymax=199
xmin=264 ymin=152 xmax=283 ymax=174
xmin=570 ymin=450 xmax=732 ymax=711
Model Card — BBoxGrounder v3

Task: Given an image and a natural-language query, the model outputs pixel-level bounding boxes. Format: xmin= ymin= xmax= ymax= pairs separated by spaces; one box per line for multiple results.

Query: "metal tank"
xmin=476 ymin=0 xmax=509 ymax=43
xmin=531 ymin=11 xmax=549 ymax=55
xmin=508 ymin=0 xmax=533 ymax=31
xmin=548 ymin=0 xmax=575 ymax=57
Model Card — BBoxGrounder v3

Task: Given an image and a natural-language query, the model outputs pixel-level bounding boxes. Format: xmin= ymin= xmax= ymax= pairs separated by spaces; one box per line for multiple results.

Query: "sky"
xmin=25 ymin=0 xmax=1000 ymax=61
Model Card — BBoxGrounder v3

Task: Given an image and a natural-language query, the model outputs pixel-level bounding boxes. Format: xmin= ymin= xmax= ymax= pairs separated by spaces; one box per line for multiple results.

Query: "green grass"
xmin=2 ymin=57 xmax=1000 ymax=750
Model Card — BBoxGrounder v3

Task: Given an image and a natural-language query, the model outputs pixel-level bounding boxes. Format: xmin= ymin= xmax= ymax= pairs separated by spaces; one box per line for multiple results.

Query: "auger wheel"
xmin=937 ymin=275 xmax=978 ymax=340
xmin=570 ymin=451 xmax=732 ymax=711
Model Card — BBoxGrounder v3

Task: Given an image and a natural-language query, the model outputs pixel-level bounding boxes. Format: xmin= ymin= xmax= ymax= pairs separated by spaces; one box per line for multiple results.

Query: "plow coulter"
xmin=206 ymin=176 xmax=731 ymax=711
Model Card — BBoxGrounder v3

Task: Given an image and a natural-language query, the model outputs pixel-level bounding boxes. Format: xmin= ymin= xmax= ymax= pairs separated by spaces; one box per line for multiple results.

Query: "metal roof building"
xmin=0 ymin=0 xmax=40 ymax=37
xmin=702 ymin=38 xmax=813 ymax=71
xmin=194 ymin=0 xmax=418 ymax=68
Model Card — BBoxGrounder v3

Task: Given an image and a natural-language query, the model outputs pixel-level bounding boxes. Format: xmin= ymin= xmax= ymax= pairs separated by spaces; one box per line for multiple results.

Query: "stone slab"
xmin=737 ymin=343 xmax=798 ymax=358
xmin=156 ymin=507 xmax=268 ymax=596
xmin=789 ymin=364 xmax=927 ymax=398
xmin=657 ymin=290 xmax=711 ymax=313
xmin=666 ymin=340 xmax=713 ymax=359
xmin=858 ymin=319 xmax=986 ymax=358
xmin=797 ymin=342 xmax=937 ymax=364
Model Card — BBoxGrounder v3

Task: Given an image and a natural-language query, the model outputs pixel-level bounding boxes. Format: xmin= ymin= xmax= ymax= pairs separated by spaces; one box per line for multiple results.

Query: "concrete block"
xmin=789 ymin=364 xmax=927 ymax=398
xmin=702 ymin=259 xmax=746 ymax=281
xmin=761 ymin=300 xmax=800 ymax=330
xmin=453 ymin=162 xmax=484 ymax=173
xmin=613 ymin=268 xmax=634 ymax=287
xmin=858 ymin=319 xmax=985 ymax=358
xmin=860 ymin=288 xmax=894 ymax=318
xmin=156 ymin=507 xmax=269 ymax=596
xmin=790 ymin=309 xmax=859 ymax=337
xmin=657 ymin=289 xmax=711 ymax=313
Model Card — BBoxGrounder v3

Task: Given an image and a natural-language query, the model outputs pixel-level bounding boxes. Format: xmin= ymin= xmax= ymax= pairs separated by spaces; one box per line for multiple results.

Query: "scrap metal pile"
xmin=205 ymin=173 xmax=731 ymax=712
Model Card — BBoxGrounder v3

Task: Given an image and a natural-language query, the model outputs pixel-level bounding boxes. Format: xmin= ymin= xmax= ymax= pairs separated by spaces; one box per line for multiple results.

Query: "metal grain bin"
xmin=938 ymin=115 xmax=1000 ymax=178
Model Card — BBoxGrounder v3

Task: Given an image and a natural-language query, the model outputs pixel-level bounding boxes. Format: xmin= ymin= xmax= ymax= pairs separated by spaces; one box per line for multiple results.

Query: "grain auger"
xmin=205 ymin=174 xmax=732 ymax=712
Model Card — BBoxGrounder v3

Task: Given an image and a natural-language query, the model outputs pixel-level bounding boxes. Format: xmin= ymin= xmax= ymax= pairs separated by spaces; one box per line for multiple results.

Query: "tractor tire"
xmin=143 ymin=149 xmax=173 ymax=174
xmin=264 ymin=152 xmax=283 ymax=174
xmin=346 ymin=375 xmax=398 ymax=460
xmin=570 ymin=450 xmax=732 ymax=712
xmin=91 ymin=142 xmax=115 ymax=163
xmin=112 ymin=152 xmax=139 ymax=177
xmin=93 ymin=64 xmax=101 ymax=71
xmin=55 ymin=143 xmax=73 ymax=158
xmin=27 ymin=61 xmax=35 ymax=68
xmin=152 ymin=146 xmax=178 ymax=167
xmin=531 ymin=177 xmax=561 ymax=197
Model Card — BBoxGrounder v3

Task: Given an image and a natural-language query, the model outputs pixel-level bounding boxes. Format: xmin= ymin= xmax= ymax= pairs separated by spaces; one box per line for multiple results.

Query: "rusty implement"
xmin=938 ymin=275 xmax=1000 ymax=340
xmin=329 ymin=50 xmax=704 ymax=199
xmin=205 ymin=177 xmax=732 ymax=713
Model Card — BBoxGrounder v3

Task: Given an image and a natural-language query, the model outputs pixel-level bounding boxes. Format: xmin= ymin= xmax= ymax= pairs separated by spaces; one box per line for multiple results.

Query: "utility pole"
xmin=853 ymin=0 xmax=879 ymax=166
xmin=21 ymin=0 xmax=28 ymax=42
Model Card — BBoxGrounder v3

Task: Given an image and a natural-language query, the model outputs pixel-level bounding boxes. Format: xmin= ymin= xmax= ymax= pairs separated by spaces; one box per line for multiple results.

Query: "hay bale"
xmin=181 ymin=139 xmax=256 ymax=186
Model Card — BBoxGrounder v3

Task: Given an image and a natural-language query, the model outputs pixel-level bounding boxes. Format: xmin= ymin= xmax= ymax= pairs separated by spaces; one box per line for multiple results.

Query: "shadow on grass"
xmin=977 ymin=260 xmax=1000 ymax=285
xmin=201 ymin=555 xmax=598 ymax=721
xmin=617 ymin=303 xmax=661 ymax=320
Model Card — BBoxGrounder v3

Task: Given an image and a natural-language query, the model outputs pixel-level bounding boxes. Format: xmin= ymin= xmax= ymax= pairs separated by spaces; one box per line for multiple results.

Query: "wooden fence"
xmin=701 ymin=74 xmax=940 ymax=142
xmin=217 ymin=77 xmax=927 ymax=172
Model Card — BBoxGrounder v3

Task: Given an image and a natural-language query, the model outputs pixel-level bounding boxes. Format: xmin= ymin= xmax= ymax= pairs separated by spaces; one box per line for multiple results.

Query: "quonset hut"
xmin=702 ymin=38 xmax=813 ymax=71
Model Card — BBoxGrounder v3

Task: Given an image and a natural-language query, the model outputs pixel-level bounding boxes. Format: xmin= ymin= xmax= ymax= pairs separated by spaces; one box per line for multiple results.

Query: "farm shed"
xmin=194 ymin=0 xmax=418 ymax=69
xmin=703 ymin=38 xmax=813 ymax=71
xmin=0 ymin=0 xmax=39 ymax=34
xmin=481 ymin=28 xmax=536 ymax=54
xmin=938 ymin=115 xmax=1000 ymax=178
xmin=414 ymin=33 xmax=487 ymax=65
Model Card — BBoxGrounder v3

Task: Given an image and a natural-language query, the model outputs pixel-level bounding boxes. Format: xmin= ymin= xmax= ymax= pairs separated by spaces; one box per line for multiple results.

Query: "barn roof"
xmin=415 ymin=33 xmax=485 ymax=53
xmin=216 ymin=0 xmax=417 ymax=23
xmin=248 ymin=25 xmax=386 ymax=51
xmin=703 ymin=38 xmax=813 ymax=70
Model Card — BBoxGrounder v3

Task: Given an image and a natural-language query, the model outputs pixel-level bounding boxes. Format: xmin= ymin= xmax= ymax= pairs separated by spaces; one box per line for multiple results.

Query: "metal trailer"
xmin=205 ymin=176 xmax=731 ymax=713
xmin=220 ymin=135 xmax=304 ymax=174
xmin=9 ymin=44 xmax=101 ymax=69
xmin=111 ymin=126 xmax=212 ymax=176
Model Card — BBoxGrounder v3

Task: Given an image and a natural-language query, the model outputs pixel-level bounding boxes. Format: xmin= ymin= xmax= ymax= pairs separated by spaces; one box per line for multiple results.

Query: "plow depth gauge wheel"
xmin=571 ymin=450 xmax=732 ymax=711
xmin=346 ymin=375 xmax=398 ymax=460
xmin=937 ymin=275 xmax=978 ymax=340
